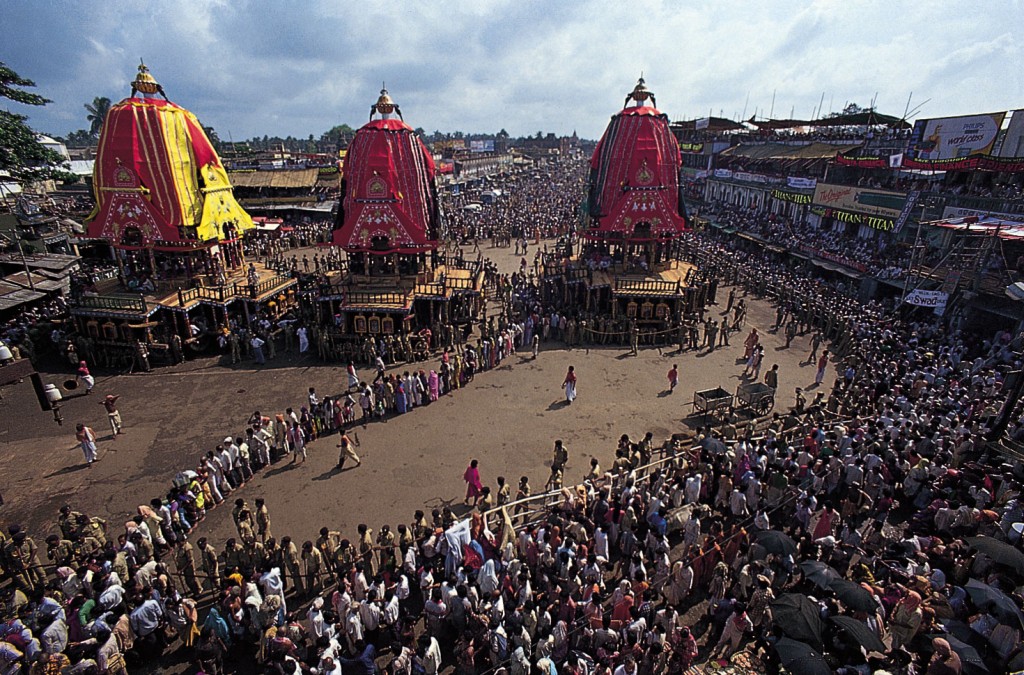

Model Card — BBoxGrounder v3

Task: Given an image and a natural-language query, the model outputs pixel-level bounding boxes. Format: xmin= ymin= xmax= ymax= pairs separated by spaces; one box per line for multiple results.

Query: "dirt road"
xmin=0 ymin=243 xmax=823 ymax=554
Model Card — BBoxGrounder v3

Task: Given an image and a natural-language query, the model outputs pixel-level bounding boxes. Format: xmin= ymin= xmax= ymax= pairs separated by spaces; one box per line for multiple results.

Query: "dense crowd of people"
xmin=5 ymin=151 xmax=1024 ymax=675
xmin=441 ymin=161 xmax=587 ymax=247
xmin=702 ymin=204 xmax=906 ymax=279
xmin=1 ymin=296 xmax=72 ymax=364
xmin=2 ymin=207 xmax=1023 ymax=675
xmin=245 ymin=221 xmax=337 ymax=264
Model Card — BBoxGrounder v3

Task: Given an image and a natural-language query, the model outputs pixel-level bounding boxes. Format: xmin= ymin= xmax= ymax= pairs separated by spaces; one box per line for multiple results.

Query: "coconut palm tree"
xmin=84 ymin=96 xmax=112 ymax=137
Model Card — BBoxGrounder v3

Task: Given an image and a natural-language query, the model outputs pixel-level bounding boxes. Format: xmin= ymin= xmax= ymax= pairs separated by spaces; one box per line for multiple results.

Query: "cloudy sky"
xmin=5 ymin=0 xmax=1023 ymax=141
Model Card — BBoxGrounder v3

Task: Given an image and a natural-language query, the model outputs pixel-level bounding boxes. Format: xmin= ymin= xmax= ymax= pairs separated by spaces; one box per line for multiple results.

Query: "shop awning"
xmin=930 ymin=215 xmax=1024 ymax=240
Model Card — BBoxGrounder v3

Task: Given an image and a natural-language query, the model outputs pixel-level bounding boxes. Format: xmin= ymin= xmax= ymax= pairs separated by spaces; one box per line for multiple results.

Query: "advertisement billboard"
xmin=469 ymin=140 xmax=495 ymax=153
xmin=941 ymin=205 xmax=1020 ymax=221
xmin=812 ymin=183 xmax=907 ymax=219
xmin=907 ymin=112 xmax=1006 ymax=160
xmin=787 ymin=177 xmax=817 ymax=190
xmin=998 ymin=109 xmax=1024 ymax=158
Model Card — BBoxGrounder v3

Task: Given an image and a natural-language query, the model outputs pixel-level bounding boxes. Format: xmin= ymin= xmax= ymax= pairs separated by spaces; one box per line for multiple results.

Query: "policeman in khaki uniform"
xmin=315 ymin=528 xmax=339 ymax=563
xmin=197 ymin=538 xmax=220 ymax=592
xmin=230 ymin=498 xmax=249 ymax=531
xmin=395 ymin=524 xmax=415 ymax=550
xmin=5 ymin=527 xmax=44 ymax=592
xmin=254 ymin=498 xmax=272 ymax=543
xmin=412 ymin=511 xmax=431 ymax=541
xmin=73 ymin=531 xmax=102 ymax=559
xmin=222 ymin=538 xmax=250 ymax=576
xmin=46 ymin=535 xmax=76 ymax=568
xmin=332 ymin=539 xmax=356 ymax=578
xmin=76 ymin=514 xmax=107 ymax=547
xmin=57 ymin=506 xmax=83 ymax=540
xmin=243 ymin=534 xmax=266 ymax=572
xmin=236 ymin=511 xmax=255 ymax=544
xmin=301 ymin=541 xmax=324 ymax=595
xmin=174 ymin=539 xmax=201 ymax=597
xmin=280 ymin=536 xmax=304 ymax=596
xmin=357 ymin=525 xmax=375 ymax=578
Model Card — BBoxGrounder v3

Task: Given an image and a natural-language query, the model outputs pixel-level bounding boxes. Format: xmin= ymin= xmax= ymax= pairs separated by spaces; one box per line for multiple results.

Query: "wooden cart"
xmin=736 ymin=381 xmax=776 ymax=416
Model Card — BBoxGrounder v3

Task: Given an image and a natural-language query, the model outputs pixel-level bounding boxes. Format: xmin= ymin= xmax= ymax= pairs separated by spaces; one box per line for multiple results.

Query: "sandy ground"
xmin=0 ymin=242 xmax=825 ymax=559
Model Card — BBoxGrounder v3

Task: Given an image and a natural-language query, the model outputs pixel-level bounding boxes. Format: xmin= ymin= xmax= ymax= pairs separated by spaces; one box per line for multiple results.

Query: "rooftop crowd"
xmin=701 ymin=204 xmax=907 ymax=280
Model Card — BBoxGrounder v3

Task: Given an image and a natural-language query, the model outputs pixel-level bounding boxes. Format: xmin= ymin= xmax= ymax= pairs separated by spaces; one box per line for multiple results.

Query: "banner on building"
xmin=889 ymin=153 xmax=904 ymax=168
xmin=902 ymin=153 xmax=1024 ymax=172
xmin=713 ymin=169 xmax=733 ymax=179
xmin=812 ymin=183 xmax=907 ymax=219
xmin=469 ymin=140 xmax=495 ymax=153
xmin=786 ymin=176 xmax=817 ymax=190
xmin=695 ymin=117 xmax=710 ymax=130
xmin=904 ymin=288 xmax=948 ymax=314
xmin=834 ymin=154 xmax=889 ymax=169
xmin=893 ymin=189 xmax=920 ymax=234
xmin=907 ymin=112 xmax=1006 ymax=160
xmin=998 ymin=109 xmax=1024 ymax=158
xmin=837 ymin=149 xmax=1024 ymax=173
xmin=941 ymin=205 xmax=1020 ymax=221
xmin=733 ymin=171 xmax=769 ymax=184
xmin=772 ymin=189 xmax=811 ymax=205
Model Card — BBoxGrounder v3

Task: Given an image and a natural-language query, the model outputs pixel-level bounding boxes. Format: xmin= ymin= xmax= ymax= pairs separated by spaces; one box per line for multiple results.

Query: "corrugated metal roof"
xmin=720 ymin=142 xmax=856 ymax=161
xmin=228 ymin=169 xmax=319 ymax=189
xmin=0 ymin=287 xmax=46 ymax=310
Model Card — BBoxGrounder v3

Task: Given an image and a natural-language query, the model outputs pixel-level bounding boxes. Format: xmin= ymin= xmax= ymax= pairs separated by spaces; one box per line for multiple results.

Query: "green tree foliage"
xmin=84 ymin=96 xmax=111 ymax=137
xmin=202 ymin=125 xmax=221 ymax=151
xmin=319 ymin=124 xmax=355 ymax=150
xmin=63 ymin=130 xmax=94 ymax=148
xmin=0 ymin=62 xmax=71 ymax=184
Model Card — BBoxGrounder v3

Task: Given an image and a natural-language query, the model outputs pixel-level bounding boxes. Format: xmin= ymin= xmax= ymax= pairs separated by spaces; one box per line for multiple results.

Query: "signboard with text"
xmin=812 ymin=183 xmax=907 ymax=219
xmin=787 ymin=176 xmax=817 ymax=190
xmin=941 ymin=205 xmax=1021 ymax=221
xmin=904 ymin=288 xmax=948 ymax=315
xmin=908 ymin=112 xmax=1006 ymax=160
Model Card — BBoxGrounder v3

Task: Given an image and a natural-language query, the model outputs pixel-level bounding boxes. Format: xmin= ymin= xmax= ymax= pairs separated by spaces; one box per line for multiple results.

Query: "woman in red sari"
xmin=721 ymin=525 xmax=747 ymax=567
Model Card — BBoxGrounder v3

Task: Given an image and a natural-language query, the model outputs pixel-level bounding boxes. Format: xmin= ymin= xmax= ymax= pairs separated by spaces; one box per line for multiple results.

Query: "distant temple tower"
xmin=586 ymin=77 xmax=687 ymax=243
xmin=86 ymin=62 xmax=252 ymax=247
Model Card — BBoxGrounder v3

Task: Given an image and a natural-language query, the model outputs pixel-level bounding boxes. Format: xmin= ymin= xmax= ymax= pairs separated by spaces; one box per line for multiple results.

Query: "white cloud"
xmin=4 ymin=0 xmax=1023 ymax=140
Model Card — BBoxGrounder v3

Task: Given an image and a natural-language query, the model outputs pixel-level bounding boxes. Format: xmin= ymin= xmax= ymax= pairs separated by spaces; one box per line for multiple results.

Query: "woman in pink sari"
xmin=464 ymin=459 xmax=483 ymax=506
xmin=428 ymin=370 xmax=440 ymax=401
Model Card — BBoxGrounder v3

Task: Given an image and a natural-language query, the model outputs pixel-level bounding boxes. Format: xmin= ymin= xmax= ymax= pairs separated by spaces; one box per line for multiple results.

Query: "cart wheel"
xmin=755 ymin=397 xmax=775 ymax=416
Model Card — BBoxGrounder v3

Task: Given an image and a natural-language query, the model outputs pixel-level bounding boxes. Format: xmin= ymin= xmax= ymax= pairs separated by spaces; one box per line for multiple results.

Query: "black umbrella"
xmin=773 ymin=637 xmax=832 ymax=675
xmin=829 ymin=615 xmax=885 ymax=653
xmin=965 ymin=579 xmax=1024 ymax=628
xmin=800 ymin=561 xmax=841 ymax=590
xmin=828 ymin=579 xmax=877 ymax=612
xmin=755 ymin=529 xmax=798 ymax=556
xmin=965 ymin=536 xmax=1024 ymax=575
xmin=772 ymin=594 xmax=824 ymax=649
xmin=937 ymin=618 xmax=985 ymax=646
xmin=929 ymin=634 xmax=989 ymax=675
